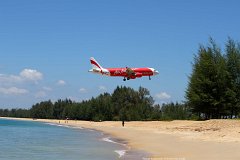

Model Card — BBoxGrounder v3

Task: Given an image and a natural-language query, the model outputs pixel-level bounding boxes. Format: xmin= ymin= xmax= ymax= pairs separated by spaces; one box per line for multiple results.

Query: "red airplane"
xmin=89 ymin=57 xmax=159 ymax=81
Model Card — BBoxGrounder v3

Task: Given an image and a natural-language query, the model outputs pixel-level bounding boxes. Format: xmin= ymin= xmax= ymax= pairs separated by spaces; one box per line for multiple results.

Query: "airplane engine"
xmin=130 ymin=75 xmax=136 ymax=79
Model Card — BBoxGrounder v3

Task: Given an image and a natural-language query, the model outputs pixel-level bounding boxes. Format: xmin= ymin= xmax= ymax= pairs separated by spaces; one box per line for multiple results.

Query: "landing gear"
xmin=123 ymin=77 xmax=130 ymax=81
xmin=149 ymin=76 xmax=151 ymax=80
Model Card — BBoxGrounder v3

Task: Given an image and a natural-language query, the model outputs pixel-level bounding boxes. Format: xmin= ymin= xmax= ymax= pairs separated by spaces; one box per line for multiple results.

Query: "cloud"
xmin=0 ymin=87 xmax=28 ymax=95
xmin=35 ymin=91 xmax=47 ymax=98
xmin=67 ymin=96 xmax=78 ymax=102
xmin=20 ymin=69 xmax=43 ymax=81
xmin=0 ymin=74 xmax=23 ymax=84
xmin=79 ymin=88 xmax=87 ymax=93
xmin=0 ymin=69 xmax=43 ymax=85
xmin=43 ymin=86 xmax=52 ymax=91
xmin=99 ymin=85 xmax=107 ymax=91
xmin=56 ymin=80 xmax=66 ymax=86
xmin=155 ymin=92 xmax=171 ymax=100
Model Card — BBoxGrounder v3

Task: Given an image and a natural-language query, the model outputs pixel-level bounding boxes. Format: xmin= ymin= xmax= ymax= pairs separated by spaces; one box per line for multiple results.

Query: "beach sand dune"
xmin=2 ymin=117 xmax=240 ymax=160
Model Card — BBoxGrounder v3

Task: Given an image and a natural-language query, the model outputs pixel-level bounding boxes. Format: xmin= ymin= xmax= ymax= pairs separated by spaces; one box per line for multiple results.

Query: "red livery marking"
xmin=90 ymin=60 xmax=102 ymax=69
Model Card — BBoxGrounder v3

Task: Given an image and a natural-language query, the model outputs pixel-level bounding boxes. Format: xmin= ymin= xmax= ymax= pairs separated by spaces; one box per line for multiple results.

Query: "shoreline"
xmin=1 ymin=117 xmax=240 ymax=160
xmin=0 ymin=117 xmax=149 ymax=159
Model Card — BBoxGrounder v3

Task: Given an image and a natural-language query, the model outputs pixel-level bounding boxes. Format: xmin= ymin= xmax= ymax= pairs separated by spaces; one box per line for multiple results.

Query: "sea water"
xmin=0 ymin=118 xmax=128 ymax=160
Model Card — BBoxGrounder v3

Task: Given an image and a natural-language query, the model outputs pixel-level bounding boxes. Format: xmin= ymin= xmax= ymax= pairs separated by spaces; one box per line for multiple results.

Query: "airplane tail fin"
xmin=90 ymin=57 xmax=103 ymax=70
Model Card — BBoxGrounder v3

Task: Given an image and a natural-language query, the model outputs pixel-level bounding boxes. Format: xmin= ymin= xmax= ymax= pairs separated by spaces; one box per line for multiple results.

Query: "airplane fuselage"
xmin=89 ymin=57 xmax=159 ymax=81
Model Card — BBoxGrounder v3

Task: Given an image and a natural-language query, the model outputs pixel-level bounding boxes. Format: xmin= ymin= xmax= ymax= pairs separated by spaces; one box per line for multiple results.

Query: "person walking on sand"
xmin=122 ymin=120 xmax=125 ymax=127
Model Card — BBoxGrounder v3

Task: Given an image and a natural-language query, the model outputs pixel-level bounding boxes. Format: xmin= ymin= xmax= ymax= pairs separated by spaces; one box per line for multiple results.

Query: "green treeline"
xmin=0 ymin=108 xmax=30 ymax=118
xmin=0 ymin=86 xmax=189 ymax=121
xmin=186 ymin=38 xmax=240 ymax=119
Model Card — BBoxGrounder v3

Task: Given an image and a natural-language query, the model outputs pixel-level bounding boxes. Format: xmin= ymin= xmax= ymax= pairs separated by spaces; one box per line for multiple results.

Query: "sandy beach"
xmin=2 ymin=117 xmax=240 ymax=160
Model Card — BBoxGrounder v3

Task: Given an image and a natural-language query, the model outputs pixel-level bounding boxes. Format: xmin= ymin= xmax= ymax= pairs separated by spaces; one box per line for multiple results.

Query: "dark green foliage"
xmin=111 ymin=86 xmax=154 ymax=121
xmin=186 ymin=38 xmax=240 ymax=119
xmin=1 ymin=86 xmax=190 ymax=121
xmin=161 ymin=103 xmax=190 ymax=120
xmin=225 ymin=38 xmax=240 ymax=118
xmin=31 ymin=100 xmax=54 ymax=119
xmin=0 ymin=108 xmax=30 ymax=118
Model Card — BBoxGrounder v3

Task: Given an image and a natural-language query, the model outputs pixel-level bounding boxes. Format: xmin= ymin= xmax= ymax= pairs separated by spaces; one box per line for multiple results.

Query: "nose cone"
xmin=149 ymin=68 xmax=159 ymax=76
xmin=154 ymin=70 xmax=159 ymax=75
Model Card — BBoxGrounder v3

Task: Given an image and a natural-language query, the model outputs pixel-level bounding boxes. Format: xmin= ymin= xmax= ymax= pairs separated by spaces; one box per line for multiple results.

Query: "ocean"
xmin=0 ymin=118 xmax=146 ymax=160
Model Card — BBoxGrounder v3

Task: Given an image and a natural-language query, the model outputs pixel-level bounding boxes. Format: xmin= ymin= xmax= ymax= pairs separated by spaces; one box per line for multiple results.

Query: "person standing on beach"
xmin=120 ymin=108 xmax=126 ymax=127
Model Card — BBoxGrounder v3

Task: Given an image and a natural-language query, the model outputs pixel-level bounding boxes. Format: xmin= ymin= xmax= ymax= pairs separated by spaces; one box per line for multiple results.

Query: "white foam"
xmin=102 ymin=137 xmax=117 ymax=144
xmin=115 ymin=150 xmax=126 ymax=158
xmin=102 ymin=137 xmax=127 ymax=146
xmin=45 ymin=123 xmax=83 ymax=129
xmin=46 ymin=123 xmax=64 ymax=127
xmin=67 ymin=126 xmax=83 ymax=129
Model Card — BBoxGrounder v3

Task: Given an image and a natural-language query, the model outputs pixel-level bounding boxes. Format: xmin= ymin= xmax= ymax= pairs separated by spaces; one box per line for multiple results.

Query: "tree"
xmin=186 ymin=38 xmax=240 ymax=119
xmin=161 ymin=102 xmax=190 ymax=120
xmin=186 ymin=38 xmax=228 ymax=119
xmin=30 ymin=100 xmax=53 ymax=119
xmin=225 ymin=38 xmax=240 ymax=118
